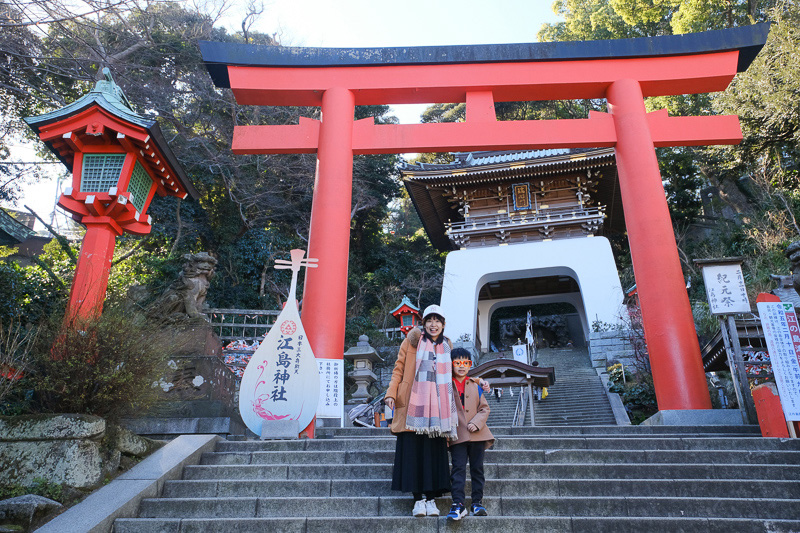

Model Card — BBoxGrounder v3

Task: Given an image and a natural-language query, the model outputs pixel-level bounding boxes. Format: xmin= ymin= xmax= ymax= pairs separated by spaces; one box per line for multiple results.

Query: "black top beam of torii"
xmin=200 ymin=23 xmax=770 ymax=89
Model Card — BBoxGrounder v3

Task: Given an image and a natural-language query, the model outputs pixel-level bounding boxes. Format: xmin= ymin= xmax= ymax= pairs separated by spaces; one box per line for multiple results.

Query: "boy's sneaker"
xmin=412 ymin=499 xmax=426 ymax=517
xmin=425 ymin=499 xmax=439 ymax=516
xmin=471 ymin=503 xmax=488 ymax=516
xmin=447 ymin=503 xmax=468 ymax=521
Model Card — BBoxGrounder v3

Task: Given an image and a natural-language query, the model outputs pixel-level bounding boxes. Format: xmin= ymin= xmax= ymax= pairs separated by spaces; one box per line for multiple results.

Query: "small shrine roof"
xmin=24 ymin=70 xmax=199 ymax=200
xmin=468 ymin=358 xmax=555 ymax=388
xmin=390 ymin=295 xmax=420 ymax=315
xmin=0 ymin=209 xmax=37 ymax=246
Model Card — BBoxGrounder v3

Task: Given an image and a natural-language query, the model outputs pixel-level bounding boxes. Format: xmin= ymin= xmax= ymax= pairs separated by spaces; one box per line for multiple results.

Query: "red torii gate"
xmin=201 ymin=25 xmax=769 ymax=411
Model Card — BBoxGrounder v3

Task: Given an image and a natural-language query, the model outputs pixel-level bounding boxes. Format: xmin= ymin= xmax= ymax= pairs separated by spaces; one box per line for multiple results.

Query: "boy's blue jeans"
xmin=449 ymin=441 xmax=485 ymax=506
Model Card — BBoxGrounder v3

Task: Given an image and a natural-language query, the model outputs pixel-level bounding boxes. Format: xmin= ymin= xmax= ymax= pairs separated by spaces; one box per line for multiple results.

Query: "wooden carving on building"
xmin=402 ymin=148 xmax=624 ymax=251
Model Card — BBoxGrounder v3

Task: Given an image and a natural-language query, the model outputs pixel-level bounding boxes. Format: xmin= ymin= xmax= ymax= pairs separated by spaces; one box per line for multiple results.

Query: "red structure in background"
xmin=201 ymin=25 xmax=770 ymax=412
xmin=25 ymin=69 xmax=198 ymax=322
xmin=391 ymin=296 xmax=422 ymax=337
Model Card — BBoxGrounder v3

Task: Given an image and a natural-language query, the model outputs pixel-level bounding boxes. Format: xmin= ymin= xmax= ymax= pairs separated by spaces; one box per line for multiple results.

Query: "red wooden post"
xmin=299 ymin=88 xmax=355 ymax=437
xmin=67 ymin=222 xmax=120 ymax=321
xmin=607 ymin=78 xmax=711 ymax=409
xmin=302 ymin=87 xmax=355 ymax=360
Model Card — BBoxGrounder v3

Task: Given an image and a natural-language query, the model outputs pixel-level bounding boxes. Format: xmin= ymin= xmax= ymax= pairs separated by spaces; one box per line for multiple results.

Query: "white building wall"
xmin=440 ymin=237 xmax=624 ymax=349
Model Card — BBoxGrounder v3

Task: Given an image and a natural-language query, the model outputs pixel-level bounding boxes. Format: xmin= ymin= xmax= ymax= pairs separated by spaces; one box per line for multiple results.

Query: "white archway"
xmin=440 ymin=237 xmax=624 ymax=351
xmin=478 ymin=292 xmax=587 ymax=351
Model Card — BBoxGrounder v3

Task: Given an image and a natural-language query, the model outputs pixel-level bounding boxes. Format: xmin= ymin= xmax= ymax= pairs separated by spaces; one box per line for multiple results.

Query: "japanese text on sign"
xmin=316 ymin=359 xmax=343 ymax=419
xmin=701 ymin=264 xmax=750 ymax=315
xmin=757 ymin=302 xmax=800 ymax=421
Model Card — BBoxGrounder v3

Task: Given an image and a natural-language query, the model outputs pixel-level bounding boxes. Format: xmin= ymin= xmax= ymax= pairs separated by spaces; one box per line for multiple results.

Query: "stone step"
xmin=114 ymin=516 xmax=800 ymax=533
xmin=161 ymin=477 xmax=800 ymax=499
xmin=216 ymin=436 xmax=800 ymax=452
xmin=135 ymin=495 xmax=800 ymax=519
xmin=181 ymin=462 xmax=800 ymax=481
xmin=315 ymin=425 xmax=762 ymax=437
xmin=199 ymin=449 xmax=800 ymax=466
xmin=115 ymin=422 xmax=797 ymax=532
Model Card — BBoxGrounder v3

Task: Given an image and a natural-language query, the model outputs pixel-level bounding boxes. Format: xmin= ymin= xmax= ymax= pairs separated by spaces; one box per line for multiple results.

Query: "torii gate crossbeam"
xmin=201 ymin=24 xmax=770 ymax=413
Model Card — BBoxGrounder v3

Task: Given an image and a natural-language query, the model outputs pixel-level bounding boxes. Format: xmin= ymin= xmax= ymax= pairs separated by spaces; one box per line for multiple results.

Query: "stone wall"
xmin=588 ymin=330 xmax=638 ymax=369
xmin=0 ymin=414 xmax=159 ymax=491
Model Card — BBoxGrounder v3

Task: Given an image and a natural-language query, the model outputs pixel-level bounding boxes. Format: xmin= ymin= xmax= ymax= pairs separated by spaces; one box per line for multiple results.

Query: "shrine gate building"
xmin=402 ymin=148 xmax=624 ymax=352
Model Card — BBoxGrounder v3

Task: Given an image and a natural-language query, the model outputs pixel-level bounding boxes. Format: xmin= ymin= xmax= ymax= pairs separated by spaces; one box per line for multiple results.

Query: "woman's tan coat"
xmin=385 ymin=328 xmax=452 ymax=434
xmin=450 ymin=377 xmax=494 ymax=449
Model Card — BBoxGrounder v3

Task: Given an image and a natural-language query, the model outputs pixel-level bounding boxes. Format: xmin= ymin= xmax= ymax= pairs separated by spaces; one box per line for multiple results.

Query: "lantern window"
xmin=127 ymin=162 xmax=152 ymax=212
xmin=80 ymin=154 xmax=126 ymax=192
xmin=402 ymin=315 xmax=412 ymax=326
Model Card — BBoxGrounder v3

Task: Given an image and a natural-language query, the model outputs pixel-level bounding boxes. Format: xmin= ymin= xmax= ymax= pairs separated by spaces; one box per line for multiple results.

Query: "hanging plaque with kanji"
xmin=238 ymin=249 xmax=320 ymax=436
xmin=701 ymin=263 xmax=750 ymax=315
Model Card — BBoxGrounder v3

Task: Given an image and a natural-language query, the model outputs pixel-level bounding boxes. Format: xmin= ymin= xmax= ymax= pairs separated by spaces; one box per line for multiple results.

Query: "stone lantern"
xmin=24 ymin=68 xmax=198 ymax=321
xmin=343 ymin=335 xmax=383 ymax=404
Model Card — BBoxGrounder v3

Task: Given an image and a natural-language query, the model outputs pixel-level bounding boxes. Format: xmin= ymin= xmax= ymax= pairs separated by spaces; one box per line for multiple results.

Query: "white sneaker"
xmin=426 ymin=499 xmax=439 ymax=516
xmin=412 ymin=499 xmax=426 ymax=517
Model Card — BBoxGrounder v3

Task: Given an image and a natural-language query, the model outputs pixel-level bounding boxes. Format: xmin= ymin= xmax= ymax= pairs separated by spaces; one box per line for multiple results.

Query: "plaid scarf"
xmin=405 ymin=335 xmax=458 ymax=439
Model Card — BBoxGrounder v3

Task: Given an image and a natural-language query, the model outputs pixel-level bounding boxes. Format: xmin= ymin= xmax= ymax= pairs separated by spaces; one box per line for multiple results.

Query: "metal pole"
xmin=527 ymin=382 xmax=535 ymax=427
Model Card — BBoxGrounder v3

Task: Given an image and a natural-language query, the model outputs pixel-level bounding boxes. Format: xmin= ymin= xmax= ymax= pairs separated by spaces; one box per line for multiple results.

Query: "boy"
xmin=447 ymin=347 xmax=495 ymax=521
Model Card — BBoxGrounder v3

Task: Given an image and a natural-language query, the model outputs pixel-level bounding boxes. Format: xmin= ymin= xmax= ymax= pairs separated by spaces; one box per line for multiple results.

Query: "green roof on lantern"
xmin=391 ymin=295 xmax=420 ymax=315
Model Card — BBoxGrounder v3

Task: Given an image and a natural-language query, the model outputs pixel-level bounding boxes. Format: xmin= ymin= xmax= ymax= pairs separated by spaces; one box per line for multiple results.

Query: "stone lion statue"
xmin=786 ymin=241 xmax=800 ymax=292
xmin=148 ymin=252 xmax=218 ymax=322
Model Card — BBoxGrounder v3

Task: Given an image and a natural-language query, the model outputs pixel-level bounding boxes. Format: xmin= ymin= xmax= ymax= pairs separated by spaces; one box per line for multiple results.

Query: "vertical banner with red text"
xmin=757 ymin=301 xmax=800 ymax=421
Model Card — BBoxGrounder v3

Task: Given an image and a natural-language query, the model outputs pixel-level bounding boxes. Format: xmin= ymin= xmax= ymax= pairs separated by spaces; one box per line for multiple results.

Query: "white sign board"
xmin=239 ymin=250 xmax=320 ymax=436
xmin=317 ymin=359 xmax=344 ymax=419
xmin=512 ymin=344 xmax=528 ymax=364
xmin=757 ymin=302 xmax=800 ymax=421
xmin=701 ymin=264 xmax=751 ymax=315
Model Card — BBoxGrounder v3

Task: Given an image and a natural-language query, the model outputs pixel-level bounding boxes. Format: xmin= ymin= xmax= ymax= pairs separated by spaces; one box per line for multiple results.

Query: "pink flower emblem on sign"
xmin=280 ymin=320 xmax=297 ymax=335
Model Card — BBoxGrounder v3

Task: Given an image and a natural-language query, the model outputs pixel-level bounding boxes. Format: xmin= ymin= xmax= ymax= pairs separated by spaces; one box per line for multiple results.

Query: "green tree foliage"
xmin=0 ymin=1 xmax=443 ymax=345
xmin=537 ymin=0 xmax=797 ymax=301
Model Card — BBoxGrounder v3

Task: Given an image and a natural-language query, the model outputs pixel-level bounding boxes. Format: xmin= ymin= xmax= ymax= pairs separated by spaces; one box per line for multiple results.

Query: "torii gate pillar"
xmin=303 ymin=88 xmax=356 ymax=361
xmin=608 ymin=79 xmax=711 ymax=408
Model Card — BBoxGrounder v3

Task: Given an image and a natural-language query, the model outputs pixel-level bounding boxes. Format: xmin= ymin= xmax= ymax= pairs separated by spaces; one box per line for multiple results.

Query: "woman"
xmin=385 ymin=304 xmax=458 ymax=517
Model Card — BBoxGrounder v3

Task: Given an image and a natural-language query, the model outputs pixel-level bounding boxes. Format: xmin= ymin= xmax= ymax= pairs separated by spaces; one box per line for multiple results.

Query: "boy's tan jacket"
xmin=451 ymin=377 xmax=494 ymax=449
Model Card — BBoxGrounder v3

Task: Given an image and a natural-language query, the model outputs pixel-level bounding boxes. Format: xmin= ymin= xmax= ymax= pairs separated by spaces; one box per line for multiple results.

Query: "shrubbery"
xmin=2 ymin=307 xmax=189 ymax=421
xmin=607 ymin=362 xmax=658 ymax=424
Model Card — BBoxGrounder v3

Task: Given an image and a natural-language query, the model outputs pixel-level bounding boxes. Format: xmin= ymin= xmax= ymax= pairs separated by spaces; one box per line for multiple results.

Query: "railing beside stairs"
xmin=513 ymin=387 xmax=528 ymax=426
xmin=206 ymin=308 xmax=280 ymax=342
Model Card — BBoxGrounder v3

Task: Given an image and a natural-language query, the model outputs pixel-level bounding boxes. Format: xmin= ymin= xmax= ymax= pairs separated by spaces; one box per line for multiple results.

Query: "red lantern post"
xmin=25 ymin=69 xmax=198 ymax=322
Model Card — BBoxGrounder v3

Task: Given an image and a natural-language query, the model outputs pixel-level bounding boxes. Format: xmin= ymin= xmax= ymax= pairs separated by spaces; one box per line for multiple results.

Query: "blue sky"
xmin=13 ymin=0 xmax=563 ymax=227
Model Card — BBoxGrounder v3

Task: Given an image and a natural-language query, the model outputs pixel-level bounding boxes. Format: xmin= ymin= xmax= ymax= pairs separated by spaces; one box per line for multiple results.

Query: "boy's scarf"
xmin=405 ymin=335 xmax=458 ymax=439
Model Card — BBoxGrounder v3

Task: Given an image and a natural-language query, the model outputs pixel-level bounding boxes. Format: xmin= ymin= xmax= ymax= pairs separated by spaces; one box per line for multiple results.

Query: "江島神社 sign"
xmin=757 ymin=301 xmax=800 ymax=421
xmin=700 ymin=263 xmax=750 ymax=315
xmin=239 ymin=250 xmax=320 ymax=436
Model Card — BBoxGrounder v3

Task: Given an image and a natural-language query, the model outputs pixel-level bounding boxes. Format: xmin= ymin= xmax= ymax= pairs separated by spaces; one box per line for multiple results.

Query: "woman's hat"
xmin=422 ymin=304 xmax=446 ymax=323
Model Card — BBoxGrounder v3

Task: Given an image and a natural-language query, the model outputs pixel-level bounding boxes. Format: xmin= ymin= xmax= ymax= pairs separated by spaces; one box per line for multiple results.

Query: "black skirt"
xmin=391 ymin=431 xmax=451 ymax=495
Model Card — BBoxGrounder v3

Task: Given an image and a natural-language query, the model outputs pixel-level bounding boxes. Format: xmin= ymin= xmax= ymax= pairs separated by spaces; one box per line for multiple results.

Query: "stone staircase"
xmin=115 ymin=425 xmax=800 ymax=532
xmin=484 ymin=347 xmax=618 ymax=426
